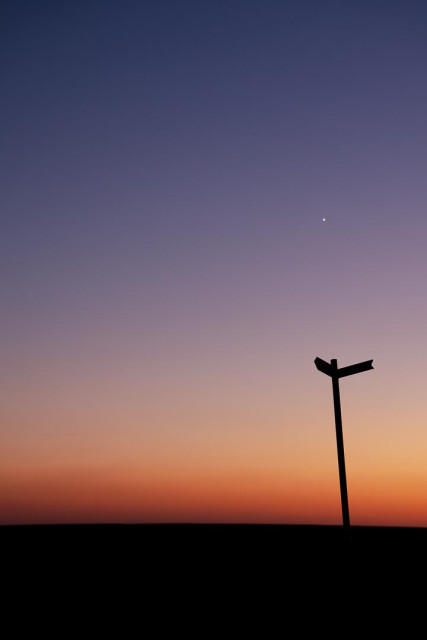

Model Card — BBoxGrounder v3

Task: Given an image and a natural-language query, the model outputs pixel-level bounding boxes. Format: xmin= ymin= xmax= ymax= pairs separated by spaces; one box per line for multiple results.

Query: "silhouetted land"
xmin=4 ymin=523 xmax=427 ymax=619
xmin=3 ymin=523 xmax=427 ymax=576
xmin=5 ymin=523 xmax=424 ymax=629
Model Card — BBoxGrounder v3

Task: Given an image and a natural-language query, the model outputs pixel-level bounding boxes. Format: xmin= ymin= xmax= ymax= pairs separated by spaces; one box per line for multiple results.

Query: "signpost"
xmin=314 ymin=356 xmax=374 ymax=545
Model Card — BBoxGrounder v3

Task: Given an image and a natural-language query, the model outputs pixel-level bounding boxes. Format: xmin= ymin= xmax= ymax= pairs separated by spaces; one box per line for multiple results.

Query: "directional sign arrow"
xmin=337 ymin=360 xmax=374 ymax=378
xmin=314 ymin=357 xmax=333 ymax=377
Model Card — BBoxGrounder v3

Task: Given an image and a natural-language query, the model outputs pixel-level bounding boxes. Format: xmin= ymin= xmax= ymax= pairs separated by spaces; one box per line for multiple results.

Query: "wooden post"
xmin=331 ymin=359 xmax=351 ymax=543
xmin=315 ymin=355 xmax=373 ymax=549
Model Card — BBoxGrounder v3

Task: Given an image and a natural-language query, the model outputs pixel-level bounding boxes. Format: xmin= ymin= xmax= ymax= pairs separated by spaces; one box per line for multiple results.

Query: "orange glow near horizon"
xmin=3 ymin=370 xmax=427 ymax=527
xmin=2 ymin=445 xmax=427 ymax=527
xmin=2 ymin=370 xmax=427 ymax=528
xmin=0 ymin=467 xmax=342 ymax=525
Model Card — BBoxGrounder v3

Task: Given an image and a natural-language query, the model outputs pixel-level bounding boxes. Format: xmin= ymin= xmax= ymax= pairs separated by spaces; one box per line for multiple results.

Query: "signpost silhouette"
xmin=314 ymin=356 xmax=374 ymax=545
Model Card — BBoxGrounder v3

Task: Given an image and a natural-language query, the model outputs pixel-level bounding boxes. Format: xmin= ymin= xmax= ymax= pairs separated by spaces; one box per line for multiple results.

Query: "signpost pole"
xmin=330 ymin=359 xmax=351 ymax=544
xmin=315 ymin=355 xmax=373 ymax=549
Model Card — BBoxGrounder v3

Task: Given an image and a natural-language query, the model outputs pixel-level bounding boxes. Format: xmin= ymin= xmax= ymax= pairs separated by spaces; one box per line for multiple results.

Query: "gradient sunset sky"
xmin=2 ymin=0 xmax=427 ymax=526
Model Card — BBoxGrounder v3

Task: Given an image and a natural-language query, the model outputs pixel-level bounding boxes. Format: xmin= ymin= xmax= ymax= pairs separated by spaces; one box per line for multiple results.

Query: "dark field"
xmin=4 ymin=522 xmax=427 ymax=575
xmin=4 ymin=523 xmax=426 ymax=622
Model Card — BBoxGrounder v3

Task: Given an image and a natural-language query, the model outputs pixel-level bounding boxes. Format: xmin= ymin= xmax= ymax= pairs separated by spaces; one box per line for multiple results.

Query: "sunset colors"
xmin=2 ymin=1 xmax=427 ymax=527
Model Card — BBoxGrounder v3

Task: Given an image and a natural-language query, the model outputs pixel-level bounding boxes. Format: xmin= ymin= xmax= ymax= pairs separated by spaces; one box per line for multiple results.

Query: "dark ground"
xmin=3 ymin=523 xmax=426 ymax=625
xmin=3 ymin=522 xmax=427 ymax=576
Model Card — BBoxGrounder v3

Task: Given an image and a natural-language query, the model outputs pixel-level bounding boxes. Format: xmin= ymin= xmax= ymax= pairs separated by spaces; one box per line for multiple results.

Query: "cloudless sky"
xmin=2 ymin=0 xmax=427 ymax=525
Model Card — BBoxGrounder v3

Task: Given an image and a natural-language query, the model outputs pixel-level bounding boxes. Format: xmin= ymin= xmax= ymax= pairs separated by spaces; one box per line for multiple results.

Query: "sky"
xmin=2 ymin=0 xmax=427 ymax=526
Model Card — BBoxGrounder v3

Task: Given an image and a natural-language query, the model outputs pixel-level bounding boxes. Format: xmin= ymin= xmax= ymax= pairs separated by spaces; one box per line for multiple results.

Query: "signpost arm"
xmin=331 ymin=359 xmax=351 ymax=541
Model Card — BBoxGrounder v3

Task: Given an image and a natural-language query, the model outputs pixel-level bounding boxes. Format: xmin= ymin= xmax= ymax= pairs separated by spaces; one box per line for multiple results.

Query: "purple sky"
xmin=2 ymin=1 xmax=427 ymax=525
